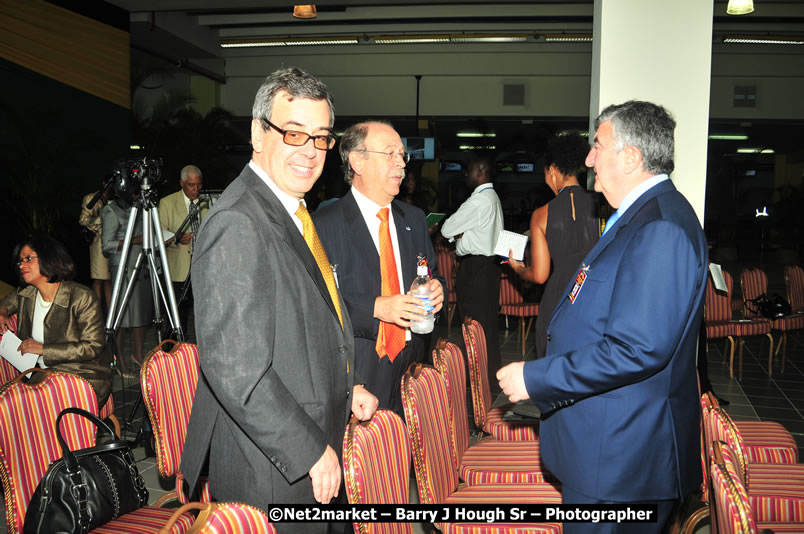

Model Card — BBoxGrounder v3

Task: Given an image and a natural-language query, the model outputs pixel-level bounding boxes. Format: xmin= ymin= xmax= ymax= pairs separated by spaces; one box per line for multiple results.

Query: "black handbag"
xmin=23 ymin=407 xmax=149 ymax=534
xmin=747 ymin=293 xmax=792 ymax=319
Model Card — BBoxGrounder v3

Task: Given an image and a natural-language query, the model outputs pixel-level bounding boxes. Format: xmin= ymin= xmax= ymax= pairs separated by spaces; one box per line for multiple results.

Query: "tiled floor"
xmin=2 ymin=316 xmax=801 ymax=533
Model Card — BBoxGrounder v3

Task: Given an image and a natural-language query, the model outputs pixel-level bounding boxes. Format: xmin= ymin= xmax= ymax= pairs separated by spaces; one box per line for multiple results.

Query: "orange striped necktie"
xmin=376 ymin=207 xmax=405 ymax=362
xmin=296 ymin=202 xmax=343 ymax=329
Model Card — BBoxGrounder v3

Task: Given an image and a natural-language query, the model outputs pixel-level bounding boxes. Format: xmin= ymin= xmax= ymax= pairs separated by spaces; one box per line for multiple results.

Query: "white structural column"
xmin=589 ymin=0 xmax=714 ymax=223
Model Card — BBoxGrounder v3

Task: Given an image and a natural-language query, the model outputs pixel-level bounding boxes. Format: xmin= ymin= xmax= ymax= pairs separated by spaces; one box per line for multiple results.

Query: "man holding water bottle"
xmin=315 ymin=120 xmax=444 ymax=417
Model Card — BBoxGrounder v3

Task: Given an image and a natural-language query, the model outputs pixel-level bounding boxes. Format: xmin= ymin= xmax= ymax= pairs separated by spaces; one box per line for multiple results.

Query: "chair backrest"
xmin=432 ymin=338 xmax=470 ymax=464
xmin=401 ymin=364 xmax=460 ymax=505
xmin=499 ymin=273 xmax=525 ymax=306
xmin=705 ymin=270 xmax=734 ymax=322
xmin=461 ymin=318 xmax=491 ymax=428
xmin=141 ymin=340 xmax=201 ymax=479
xmin=740 ymin=268 xmax=768 ymax=319
xmin=785 ymin=265 xmax=804 ymax=313
xmin=0 ymin=372 xmax=99 ymax=532
xmin=343 ymin=410 xmax=413 ymax=534
xmin=435 ymin=248 xmax=458 ymax=304
xmin=708 ymin=406 xmax=748 ymax=487
xmin=0 ymin=314 xmax=20 ymax=386
xmin=710 ymin=441 xmax=757 ymax=534
xmin=158 ymin=502 xmax=277 ymax=534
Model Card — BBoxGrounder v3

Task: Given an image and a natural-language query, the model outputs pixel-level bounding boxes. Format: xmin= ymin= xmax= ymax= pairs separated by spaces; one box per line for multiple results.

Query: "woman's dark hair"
xmin=13 ymin=235 xmax=76 ymax=283
xmin=544 ymin=132 xmax=589 ymax=177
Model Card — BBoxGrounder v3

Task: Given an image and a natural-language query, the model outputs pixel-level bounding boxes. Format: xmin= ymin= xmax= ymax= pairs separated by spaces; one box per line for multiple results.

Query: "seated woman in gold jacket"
xmin=0 ymin=236 xmax=111 ymax=406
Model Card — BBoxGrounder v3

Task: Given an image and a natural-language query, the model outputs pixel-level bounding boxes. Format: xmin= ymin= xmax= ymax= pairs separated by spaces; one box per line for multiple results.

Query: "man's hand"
xmin=497 ymin=362 xmax=529 ymax=403
xmin=178 ymin=232 xmax=193 ymax=245
xmin=308 ymin=445 xmax=341 ymax=504
xmin=374 ymin=294 xmax=426 ymax=327
xmin=18 ymin=338 xmax=44 ymax=356
xmin=423 ymin=279 xmax=444 ymax=314
xmin=351 ymin=385 xmax=379 ymax=421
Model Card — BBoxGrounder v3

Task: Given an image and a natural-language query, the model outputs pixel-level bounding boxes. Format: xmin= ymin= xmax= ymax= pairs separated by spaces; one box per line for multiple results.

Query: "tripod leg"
xmin=149 ymin=205 xmax=184 ymax=341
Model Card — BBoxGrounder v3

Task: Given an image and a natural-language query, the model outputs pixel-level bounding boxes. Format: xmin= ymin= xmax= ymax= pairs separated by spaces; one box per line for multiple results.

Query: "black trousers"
xmin=456 ymin=255 xmax=501 ymax=391
xmin=357 ymin=336 xmax=425 ymax=418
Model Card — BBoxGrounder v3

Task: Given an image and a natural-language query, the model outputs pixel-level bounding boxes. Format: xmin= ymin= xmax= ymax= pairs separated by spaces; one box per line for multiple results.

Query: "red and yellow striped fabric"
xmin=736 ymin=420 xmax=799 ymax=464
xmin=785 ymin=265 xmax=804 ymax=313
xmin=402 ymin=365 xmax=563 ymax=533
xmin=92 ymin=506 xmax=195 ymax=533
xmin=343 ymin=410 xmax=414 ymax=534
xmin=462 ymin=319 xmax=538 ymax=441
xmin=498 ymin=275 xmax=540 ymax=316
xmin=192 ymin=502 xmax=276 ymax=534
xmin=433 ymin=340 xmax=554 ymax=486
xmin=711 ymin=441 xmax=757 ymax=534
xmin=0 ymin=372 xmax=98 ymax=532
xmin=712 ymin=409 xmax=804 ymax=523
xmin=436 ymin=247 xmax=459 ymax=336
xmin=141 ymin=341 xmax=204 ymax=504
xmin=704 ymin=272 xmax=737 ymax=344
xmin=0 ymin=313 xmax=20 ymax=386
xmin=443 ymin=523 xmax=561 ymax=534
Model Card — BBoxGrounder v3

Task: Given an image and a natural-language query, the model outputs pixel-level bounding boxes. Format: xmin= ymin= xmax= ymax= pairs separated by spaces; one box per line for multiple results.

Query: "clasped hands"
xmin=308 ymin=384 xmax=378 ymax=504
xmin=374 ymin=280 xmax=444 ymax=328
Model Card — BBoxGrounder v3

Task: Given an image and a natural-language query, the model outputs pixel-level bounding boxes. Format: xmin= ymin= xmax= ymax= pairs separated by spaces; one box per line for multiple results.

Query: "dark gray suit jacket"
xmin=181 ymin=164 xmax=355 ymax=520
xmin=313 ymin=191 xmax=443 ymax=411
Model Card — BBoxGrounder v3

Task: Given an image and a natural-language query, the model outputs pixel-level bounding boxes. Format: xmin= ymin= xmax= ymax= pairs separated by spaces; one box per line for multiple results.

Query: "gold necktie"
xmin=376 ymin=207 xmax=405 ymax=362
xmin=296 ymin=202 xmax=343 ymax=329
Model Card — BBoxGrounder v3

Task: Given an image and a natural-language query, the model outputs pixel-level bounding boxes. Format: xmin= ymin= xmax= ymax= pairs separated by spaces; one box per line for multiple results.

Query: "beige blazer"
xmin=159 ymin=190 xmax=208 ymax=282
xmin=0 ymin=282 xmax=111 ymax=406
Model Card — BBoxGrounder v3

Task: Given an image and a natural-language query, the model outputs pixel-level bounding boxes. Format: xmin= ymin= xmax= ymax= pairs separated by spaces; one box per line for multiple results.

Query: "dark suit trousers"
xmin=561 ymin=486 xmax=676 ymax=534
xmin=359 ymin=335 xmax=425 ymax=418
xmin=456 ymin=255 xmax=501 ymax=390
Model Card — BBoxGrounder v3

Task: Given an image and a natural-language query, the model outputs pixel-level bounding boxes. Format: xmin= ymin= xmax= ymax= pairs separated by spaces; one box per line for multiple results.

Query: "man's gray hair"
xmin=594 ymin=100 xmax=676 ymax=176
xmin=252 ymin=67 xmax=335 ymax=128
xmin=180 ymin=165 xmax=202 ymax=182
xmin=339 ymin=120 xmax=394 ymax=185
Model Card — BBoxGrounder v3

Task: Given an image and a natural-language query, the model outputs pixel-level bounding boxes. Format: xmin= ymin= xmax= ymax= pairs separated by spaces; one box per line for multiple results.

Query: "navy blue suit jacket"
xmin=523 ymin=179 xmax=706 ymax=502
xmin=314 ymin=191 xmax=443 ymax=406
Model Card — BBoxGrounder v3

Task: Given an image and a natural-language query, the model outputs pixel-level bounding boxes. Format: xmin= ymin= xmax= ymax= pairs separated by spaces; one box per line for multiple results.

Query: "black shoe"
xmin=715 ymin=395 xmax=730 ymax=406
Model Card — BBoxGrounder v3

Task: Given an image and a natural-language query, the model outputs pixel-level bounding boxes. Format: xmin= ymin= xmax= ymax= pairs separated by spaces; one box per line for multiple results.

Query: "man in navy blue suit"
xmin=498 ymin=101 xmax=707 ymax=534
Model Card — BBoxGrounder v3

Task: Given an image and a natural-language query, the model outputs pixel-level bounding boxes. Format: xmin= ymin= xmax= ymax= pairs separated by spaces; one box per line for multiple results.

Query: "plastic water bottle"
xmin=410 ymin=263 xmax=435 ymax=334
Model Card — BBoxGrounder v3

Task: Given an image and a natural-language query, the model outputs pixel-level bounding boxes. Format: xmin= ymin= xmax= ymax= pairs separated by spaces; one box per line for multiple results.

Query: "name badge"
xmin=568 ymin=264 xmax=589 ymax=304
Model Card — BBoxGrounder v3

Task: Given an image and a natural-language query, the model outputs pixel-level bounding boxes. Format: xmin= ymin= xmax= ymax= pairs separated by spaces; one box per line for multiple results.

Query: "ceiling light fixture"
xmin=736 ymin=148 xmax=774 ymax=154
xmin=724 ymin=36 xmax=804 ymax=45
xmin=221 ymin=37 xmax=358 ymax=48
xmin=544 ymin=34 xmax=593 ymax=42
xmin=456 ymin=132 xmax=497 ymax=138
xmin=708 ymin=134 xmax=749 ymax=140
xmin=726 ymin=0 xmax=754 ymax=15
xmin=293 ymin=5 xmax=317 ymax=19
xmin=374 ymin=35 xmax=450 ymax=44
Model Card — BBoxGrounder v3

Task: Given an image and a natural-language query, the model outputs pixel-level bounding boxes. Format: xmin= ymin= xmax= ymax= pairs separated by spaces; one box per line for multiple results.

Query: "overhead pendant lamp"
xmin=726 ymin=0 xmax=754 ymax=15
xmin=293 ymin=5 xmax=317 ymax=19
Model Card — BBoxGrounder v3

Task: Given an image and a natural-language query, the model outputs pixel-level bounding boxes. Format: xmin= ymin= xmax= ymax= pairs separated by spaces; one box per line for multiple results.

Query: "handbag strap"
xmin=55 ymin=407 xmax=122 ymax=533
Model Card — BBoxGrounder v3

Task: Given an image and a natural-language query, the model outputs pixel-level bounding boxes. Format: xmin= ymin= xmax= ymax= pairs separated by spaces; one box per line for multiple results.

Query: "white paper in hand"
xmin=0 ymin=331 xmax=38 ymax=376
xmin=494 ymin=230 xmax=528 ymax=261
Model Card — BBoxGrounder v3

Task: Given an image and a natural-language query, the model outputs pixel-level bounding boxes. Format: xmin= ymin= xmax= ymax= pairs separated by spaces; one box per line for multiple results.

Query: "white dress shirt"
xmin=249 ymin=160 xmax=306 ymax=235
xmin=441 ymin=183 xmax=503 ymax=257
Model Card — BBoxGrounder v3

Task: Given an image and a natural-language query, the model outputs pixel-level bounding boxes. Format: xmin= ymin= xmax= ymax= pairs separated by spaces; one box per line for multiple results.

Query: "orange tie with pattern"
xmin=376 ymin=207 xmax=405 ymax=362
xmin=296 ymin=202 xmax=343 ymax=329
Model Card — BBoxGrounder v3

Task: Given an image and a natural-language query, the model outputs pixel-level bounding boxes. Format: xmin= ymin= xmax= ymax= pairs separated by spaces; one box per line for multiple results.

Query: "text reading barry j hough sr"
xmin=266 ymin=504 xmax=657 ymax=524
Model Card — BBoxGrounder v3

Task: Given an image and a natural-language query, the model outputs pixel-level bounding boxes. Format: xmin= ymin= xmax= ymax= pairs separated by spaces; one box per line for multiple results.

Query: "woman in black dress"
xmin=509 ymin=133 xmax=599 ymax=358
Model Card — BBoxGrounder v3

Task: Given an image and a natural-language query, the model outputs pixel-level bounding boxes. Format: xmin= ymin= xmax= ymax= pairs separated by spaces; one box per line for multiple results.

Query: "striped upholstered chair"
xmin=343 ymin=410 xmax=414 ymax=534
xmin=498 ymin=272 xmax=540 ymax=356
xmin=432 ymin=338 xmax=554 ymax=486
xmin=704 ymin=272 xmax=738 ymax=372
xmin=0 ymin=371 xmax=194 ymax=533
xmin=786 ymin=265 xmax=804 ymax=313
xmin=0 ymin=313 xmax=20 ymax=385
xmin=141 ymin=340 xmax=209 ymax=505
xmin=402 ymin=363 xmax=564 ymax=533
xmin=462 ymin=318 xmax=538 ymax=441
xmin=158 ymin=502 xmax=277 ymax=534
xmin=708 ymin=407 xmax=804 ymax=525
xmin=702 ymin=392 xmax=798 ymax=465
xmin=712 ymin=441 xmax=804 ymax=533
xmin=741 ymin=267 xmax=804 ymax=375
xmin=435 ymin=246 xmax=459 ymax=337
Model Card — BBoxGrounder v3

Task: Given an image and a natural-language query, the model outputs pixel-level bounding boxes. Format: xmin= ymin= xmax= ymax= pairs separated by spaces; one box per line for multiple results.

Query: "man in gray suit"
xmin=314 ymin=121 xmax=444 ymax=417
xmin=181 ymin=67 xmax=378 ymax=530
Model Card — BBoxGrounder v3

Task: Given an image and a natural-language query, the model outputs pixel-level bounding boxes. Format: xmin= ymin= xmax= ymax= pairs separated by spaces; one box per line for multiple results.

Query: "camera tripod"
xmin=105 ymin=177 xmax=184 ymax=447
